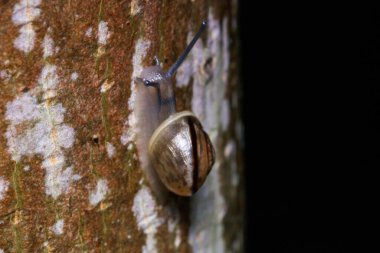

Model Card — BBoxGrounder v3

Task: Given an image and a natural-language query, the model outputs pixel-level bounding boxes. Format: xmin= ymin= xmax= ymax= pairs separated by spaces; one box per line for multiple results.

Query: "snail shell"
xmin=148 ymin=111 xmax=215 ymax=196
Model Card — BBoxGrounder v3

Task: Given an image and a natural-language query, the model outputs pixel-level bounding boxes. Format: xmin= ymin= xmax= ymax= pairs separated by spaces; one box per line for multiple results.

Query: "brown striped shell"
xmin=148 ymin=111 xmax=215 ymax=196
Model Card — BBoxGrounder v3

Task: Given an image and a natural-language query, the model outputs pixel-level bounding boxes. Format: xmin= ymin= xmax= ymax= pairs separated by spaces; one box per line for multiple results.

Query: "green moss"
xmin=12 ymin=222 xmax=22 ymax=253
xmin=12 ymin=163 xmax=23 ymax=209
xmin=77 ymin=216 xmax=87 ymax=252
xmin=100 ymin=209 xmax=108 ymax=253
xmin=100 ymin=59 xmax=112 ymax=143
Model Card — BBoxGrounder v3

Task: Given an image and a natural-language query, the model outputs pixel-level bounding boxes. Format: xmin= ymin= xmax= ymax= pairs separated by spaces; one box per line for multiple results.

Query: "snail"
xmin=135 ymin=21 xmax=215 ymax=196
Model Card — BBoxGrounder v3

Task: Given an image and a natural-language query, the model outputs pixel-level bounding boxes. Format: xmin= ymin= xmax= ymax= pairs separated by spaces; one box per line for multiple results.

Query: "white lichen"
xmin=168 ymin=213 xmax=182 ymax=249
xmin=97 ymin=21 xmax=110 ymax=45
xmin=12 ymin=0 xmax=41 ymax=53
xmin=44 ymin=165 xmax=76 ymax=198
xmin=51 ymin=219 xmax=64 ymax=235
xmin=0 ymin=176 xmax=10 ymax=201
xmin=72 ymin=174 xmax=82 ymax=181
xmin=130 ymin=39 xmax=151 ymax=104
xmin=132 ymin=186 xmax=162 ymax=253
xmin=85 ymin=27 xmax=93 ymax=37
xmin=38 ymin=64 xmax=59 ymax=91
xmin=5 ymin=32 xmax=76 ymax=199
xmin=56 ymin=125 xmax=76 ymax=149
xmin=12 ymin=0 xmax=41 ymax=25
xmin=70 ymin=72 xmax=78 ymax=81
xmin=120 ymin=38 xmax=150 ymax=145
xmin=42 ymin=33 xmax=54 ymax=58
xmin=0 ymin=248 xmax=4 ymax=253
xmin=105 ymin=142 xmax=116 ymax=158
xmin=89 ymin=179 xmax=109 ymax=206
xmin=23 ymin=165 xmax=30 ymax=171
xmin=13 ymin=23 xmax=37 ymax=53
xmin=174 ymin=227 xmax=181 ymax=249
xmin=5 ymin=98 xmax=75 ymax=163
xmin=0 ymin=70 xmax=11 ymax=81
xmin=120 ymin=114 xmax=135 ymax=146
xmin=5 ymin=93 xmax=40 ymax=125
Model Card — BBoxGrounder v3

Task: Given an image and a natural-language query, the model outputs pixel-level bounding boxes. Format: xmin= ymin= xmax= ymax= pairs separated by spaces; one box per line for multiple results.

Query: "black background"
xmin=240 ymin=3 xmax=376 ymax=253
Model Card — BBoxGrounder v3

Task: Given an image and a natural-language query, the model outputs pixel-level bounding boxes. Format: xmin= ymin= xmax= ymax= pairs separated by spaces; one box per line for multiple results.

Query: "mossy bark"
xmin=0 ymin=0 xmax=243 ymax=252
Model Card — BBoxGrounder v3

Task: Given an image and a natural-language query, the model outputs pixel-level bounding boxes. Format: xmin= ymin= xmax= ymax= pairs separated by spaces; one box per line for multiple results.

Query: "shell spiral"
xmin=148 ymin=111 xmax=215 ymax=196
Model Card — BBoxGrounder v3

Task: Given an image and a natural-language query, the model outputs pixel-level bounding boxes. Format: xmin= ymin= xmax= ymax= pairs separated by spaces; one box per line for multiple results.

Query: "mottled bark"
xmin=0 ymin=0 xmax=243 ymax=252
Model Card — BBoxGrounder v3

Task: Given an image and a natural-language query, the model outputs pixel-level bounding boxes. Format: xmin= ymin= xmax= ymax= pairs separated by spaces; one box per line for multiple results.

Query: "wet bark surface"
xmin=0 ymin=1 xmax=243 ymax=252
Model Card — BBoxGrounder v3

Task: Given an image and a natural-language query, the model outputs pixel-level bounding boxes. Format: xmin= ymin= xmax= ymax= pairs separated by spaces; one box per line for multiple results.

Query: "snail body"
xmin=135 ymin=22 xmax=215 ymax=196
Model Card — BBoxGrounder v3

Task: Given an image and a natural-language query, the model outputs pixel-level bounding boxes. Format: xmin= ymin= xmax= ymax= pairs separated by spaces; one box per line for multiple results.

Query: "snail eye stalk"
xmin=166 ymin=21 xmax=207 ymax=78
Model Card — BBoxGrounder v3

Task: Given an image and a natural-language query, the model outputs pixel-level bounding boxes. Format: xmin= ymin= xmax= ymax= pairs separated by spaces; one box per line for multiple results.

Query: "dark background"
xmin=240 ymin=3 xmax=376 ymax=253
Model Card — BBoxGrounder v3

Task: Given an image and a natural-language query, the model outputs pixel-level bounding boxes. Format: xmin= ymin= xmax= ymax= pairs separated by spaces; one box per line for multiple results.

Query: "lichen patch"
xmin=42 ymin=33 xmax=54 ymax=58
xmin=4 ymin=31 xmax=76 ymax=199
xmin=5 ymin=93 xmax=40 ymax=125
xmin=85 ymin=27 xmax=93 ymax=37
xmin=38 ymin=64 xmax=59 ymax=92
xmin=0 ymin=70 xmax=11 ymax=81
xmin=12 ymin=0 xmax=41 ymax=53
xmin=5 ymin=97 xmax=75 ymax=162
xmin=13 ymin=23 xmax=37 ymax=53
xmin=174 ymin=227 xmax=181 ymax=249
xmin=97 ymin=21 xmax=110 ymax=45
xmin=70 ymin=72 xmax=78 ymax=81
xmin=0 ymin=176 xmax=10 ymax=201
xmin=89 ymin=179 xmax=109 ymax=206
xmin=44 ymin=164 xmax=76 ymax=198
xmin=168 ymin=211 xmax=182 ymax=249
xmin=105 ymin=142 xmax=116 ymax=158
xmin=51 ymin=219 xmax=64 ymax=235
xmin=132 ymin=186 xmax=163 ymax=253
xmin=12 ymin=0 xmax=41 ymax=25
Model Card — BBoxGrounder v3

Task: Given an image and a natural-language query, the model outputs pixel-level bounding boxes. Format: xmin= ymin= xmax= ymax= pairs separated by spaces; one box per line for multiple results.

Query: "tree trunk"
xmin=0 ymin=0 xmax=243 ymax=252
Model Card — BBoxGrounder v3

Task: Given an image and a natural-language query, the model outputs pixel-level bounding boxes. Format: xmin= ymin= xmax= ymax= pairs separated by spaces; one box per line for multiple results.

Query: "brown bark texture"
xmin=0 ymin=0 xmax=243 ymax=252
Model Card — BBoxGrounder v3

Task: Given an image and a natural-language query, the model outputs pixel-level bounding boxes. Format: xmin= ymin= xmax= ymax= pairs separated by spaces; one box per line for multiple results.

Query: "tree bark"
xmin=0 ymin=0 xmax=243 ymax=252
